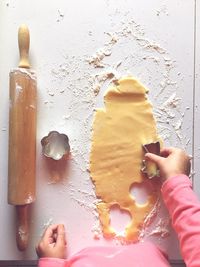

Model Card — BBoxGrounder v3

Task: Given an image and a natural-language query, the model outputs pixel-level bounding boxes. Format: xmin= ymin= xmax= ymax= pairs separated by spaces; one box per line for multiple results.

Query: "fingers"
xmin=145 ymin=153 xmax=163 ymax=165
xmin=48 ymin=237 xmax=55 ymax=244
xmin=145 ymin=147 xmax=187 ymax=167
xmin=56 ymin=224 xmax=66 ymax=247
xmin=145 ymin=147 xmax=174 ymax=161
xmin=42 ymin=224 xmax=59 ymax=244
xmin=160 ymin=147 xmax=189 ymax=158
xmin=160 ymin=147 xmax=175 ymax=157
xmin=36 ymin=224 xmax=67 ymax=259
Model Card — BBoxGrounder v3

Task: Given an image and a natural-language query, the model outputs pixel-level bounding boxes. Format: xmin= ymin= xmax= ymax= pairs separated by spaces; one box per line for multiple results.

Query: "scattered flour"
xmin=41 ymin=9 xmax=191 ymax=244
xmin=42 ymin=218 xmax=54 ymax=229
xmin=148 ymin=219 xmax=170 ymax=238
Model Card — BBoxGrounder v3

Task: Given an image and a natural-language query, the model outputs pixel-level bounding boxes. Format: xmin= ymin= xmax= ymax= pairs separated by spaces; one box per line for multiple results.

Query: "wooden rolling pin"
xmin=8 ymin=25 xmax=37 ymax=251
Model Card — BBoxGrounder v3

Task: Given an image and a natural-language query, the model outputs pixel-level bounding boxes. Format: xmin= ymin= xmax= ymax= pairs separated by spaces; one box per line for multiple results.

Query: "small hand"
xmin=36 ymin=224 xmax=67 ymax=259
xmin=145 ymin=147 xmax=191 ymax=181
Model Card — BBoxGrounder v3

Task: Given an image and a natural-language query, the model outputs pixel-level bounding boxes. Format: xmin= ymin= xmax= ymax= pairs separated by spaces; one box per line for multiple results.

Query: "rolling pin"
xmin=8 ymin=25 xmax=37 ymax=251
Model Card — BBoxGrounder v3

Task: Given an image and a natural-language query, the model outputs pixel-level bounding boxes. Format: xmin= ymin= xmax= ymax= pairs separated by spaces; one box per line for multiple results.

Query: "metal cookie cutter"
xmin=41 ymin=131 xmax=70 ymax=160
xmin=141 ymin=141 xmax=160 ymax=179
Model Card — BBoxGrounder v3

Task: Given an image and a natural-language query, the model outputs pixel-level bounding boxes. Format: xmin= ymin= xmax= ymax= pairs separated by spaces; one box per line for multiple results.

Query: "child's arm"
xmin=36 ymin=224 xmax=67 ymax=267
xmin=146 ymin=148 xmax=200 ymax=267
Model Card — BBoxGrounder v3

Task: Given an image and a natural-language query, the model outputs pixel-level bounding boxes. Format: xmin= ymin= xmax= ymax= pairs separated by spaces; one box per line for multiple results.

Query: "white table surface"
xmin=0 ymin=0 xmax=198 ymax=262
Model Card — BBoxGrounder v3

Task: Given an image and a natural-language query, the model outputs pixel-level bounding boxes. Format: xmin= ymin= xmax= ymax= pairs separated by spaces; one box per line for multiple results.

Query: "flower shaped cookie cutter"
xmin=41 ymin=131 xmax=70 ymax=160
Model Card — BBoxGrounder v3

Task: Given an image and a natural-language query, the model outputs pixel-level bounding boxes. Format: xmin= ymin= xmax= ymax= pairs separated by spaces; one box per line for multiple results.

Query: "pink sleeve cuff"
xmin=38 ymin=258 xmax=66 ymax=267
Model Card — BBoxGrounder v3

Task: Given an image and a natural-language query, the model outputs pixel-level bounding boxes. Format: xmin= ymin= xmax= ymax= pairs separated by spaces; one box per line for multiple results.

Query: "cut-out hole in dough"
xmin=110 ymin=204 xmax=132 ymax=235
xmin=130 ymin=180 xmax=154 ymax=205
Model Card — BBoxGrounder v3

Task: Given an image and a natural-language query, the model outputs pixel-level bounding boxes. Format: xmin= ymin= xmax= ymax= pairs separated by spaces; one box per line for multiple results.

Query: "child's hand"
xmin=36 ymin=224 xmax=67 ymax=259
xmin=145 ymin=147 xmax=191 ymax=181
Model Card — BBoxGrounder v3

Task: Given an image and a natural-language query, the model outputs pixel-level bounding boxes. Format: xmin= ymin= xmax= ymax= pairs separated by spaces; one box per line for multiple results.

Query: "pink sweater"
xmin=38 ymin=175 xmax=200 ymax=267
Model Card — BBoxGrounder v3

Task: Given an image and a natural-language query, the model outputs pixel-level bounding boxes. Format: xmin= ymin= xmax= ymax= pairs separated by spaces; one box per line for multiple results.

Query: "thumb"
xmin=145 ymin=153 xmax=163 ymax=166
xmin=56 ymin=224 xmax=66 ymax=247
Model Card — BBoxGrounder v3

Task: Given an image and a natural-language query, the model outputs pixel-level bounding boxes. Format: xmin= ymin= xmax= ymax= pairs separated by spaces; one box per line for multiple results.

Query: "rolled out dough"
xmin=89 ymin=76 xmax=162 ymax=241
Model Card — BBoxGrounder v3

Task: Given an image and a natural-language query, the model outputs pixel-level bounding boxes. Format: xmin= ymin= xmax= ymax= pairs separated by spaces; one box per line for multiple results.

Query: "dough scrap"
xmin=89 ymin=76 xmax=162 ymax=241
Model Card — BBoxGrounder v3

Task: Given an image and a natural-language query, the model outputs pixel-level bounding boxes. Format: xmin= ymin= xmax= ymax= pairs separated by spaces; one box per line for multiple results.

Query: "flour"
xmin=89 ymin=69 xmax=120 ymax=96
xmin=42 ymin=218 xmax=54 ymax=229
xmin=92 ymin=220 xmax=102 ymax=240
xmin=25 ymin=193 xmax=34 ymax=204
xmin=18 ymin=227 xmax=27 ymax=241
xmin=48 ymin=91 xmax=55 ymax=96
xmin=57 ymin=9 xmax=65 ymax=22
xmin=11 ymin=68 xmax=37 ymax=80
xmin=43 ymin=10 xmax=190 ymax=243
xmin=139 ymin=197 xmax=161 ymax=240
xmin=148 ymin=219 xmax=170 ymax=238
xmin=88 ymin=49 xmax=108 ymax=68
xmin=156 ymin=5 xmax=169 ymax=17
xmin=29 ymin=104 xmax=36 ymax=109
xmin=15 ymin=82 xmax=23 ymax=100
xmin=143 ymin=55 xmax=160 ymax=63
xmin=87 ymin=30 xmax=120 ymax=69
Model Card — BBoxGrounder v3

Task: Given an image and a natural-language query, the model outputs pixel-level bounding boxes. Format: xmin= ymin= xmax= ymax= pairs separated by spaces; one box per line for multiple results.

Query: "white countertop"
xmin=0 ymin=0 xmax=199 ymax=261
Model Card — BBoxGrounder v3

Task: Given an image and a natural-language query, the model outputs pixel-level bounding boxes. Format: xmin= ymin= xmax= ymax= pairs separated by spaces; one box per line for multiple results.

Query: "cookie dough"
xmin=90 ymin=76 xmax=162 ymax=241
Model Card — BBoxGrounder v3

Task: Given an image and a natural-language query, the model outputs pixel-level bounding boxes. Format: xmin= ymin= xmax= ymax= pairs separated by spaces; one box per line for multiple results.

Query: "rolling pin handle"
xmin=16 ymin=205 xmax=29 ymax=251
xmin=18 ymin=24 xmax=30 ymax=68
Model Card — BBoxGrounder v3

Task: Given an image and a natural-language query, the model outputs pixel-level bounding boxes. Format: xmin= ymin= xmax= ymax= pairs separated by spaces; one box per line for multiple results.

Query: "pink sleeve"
xmin=162 ymin=174 xmax=200 ymax=267
xmin=38 ymin=258 xmax=66 ymax=267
